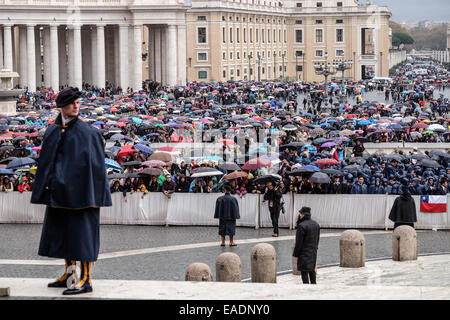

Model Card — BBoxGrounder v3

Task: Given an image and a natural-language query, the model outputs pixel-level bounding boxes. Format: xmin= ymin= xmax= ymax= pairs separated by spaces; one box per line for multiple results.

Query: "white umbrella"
xmin=191 ymin=170 xmax=224 ymax=178
xmin=428 ymin=124 xmax=446 ymax=132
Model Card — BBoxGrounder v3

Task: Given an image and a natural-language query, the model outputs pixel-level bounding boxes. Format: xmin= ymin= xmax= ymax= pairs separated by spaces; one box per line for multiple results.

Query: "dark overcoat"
xmin=214 ymin=193 xmax=240 ymax=236
xmin=293 ymin=215 xmax=320 ymax=272
xmin=389 ymin=192 xmax=417 ymax=223
xmin=33 ymin=113 xmax=112 ymax=262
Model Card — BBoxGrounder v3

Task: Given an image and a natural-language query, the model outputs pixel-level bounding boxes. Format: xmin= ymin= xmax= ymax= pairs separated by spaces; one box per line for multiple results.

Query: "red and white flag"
xmin=420 ymin=195 xmax=447 ymax=213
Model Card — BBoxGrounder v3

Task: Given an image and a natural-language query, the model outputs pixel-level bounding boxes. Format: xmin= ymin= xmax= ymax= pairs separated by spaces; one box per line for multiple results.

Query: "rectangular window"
xmin=222 ymin=27 xmax=226 ymax=43
xmin=336 ymin=49 xmax=345 ymax=57
xmin=244 ymin=28 xmax=247 ymax=43
xmin=237 ymin=69 xmax=240 ymax=77
xmin=316 ymin=2 xmax=322 ymax=7
xmin=197 ymin=52 xmax=208 ymax=61
xmin=273 ymin=29 xmax=276 ymax=43
xmin=256 ymin=29 xmax=259 ymax=43
xmin=278 ymin=29 xmax=281 ymax=42
xmin=315 ymin=29 xmax=323 ymax=43
xmin=244 ymin=52 xmax=247 ymax=59
xmin=362 ymin=28 xmax=375 ymax=55
xmin=295 ymin=30 xmax=303 ymax=43
xmin=237 ymin=52 xmax=240 ymax=60
xmin=315 ymin=20 xmax=323 ymax=24
xmin=315 ymin=50 xmax=323 ymax=57
xmin=268 ymin=51 xmax=270 ymax=58
xmin=250 ymin=28 xmax=253 ymax=43
xmin=296 ymin=50 xmax=304 ymax=57
xmin=230 ymin=52 xmax=233 ymax=60
xmin=197 ymin=27 xmax=207 ymax=44
xmin=337 ymin=2 xmax=343 ymax=7
xmin=296 ymin=2 xmax=302 ymax=7
xmin=198 ymin=71 xmax=207 ymax=79
xmin=336 ymin=29 xmax=344 ymax=42
xmin=223 ymin=70 xmax=226 ymax=78
xmin=296 ymin=65 xmax=303 ymax=72
xmin=230 ymin=27 xmax=233 ymax=43
xmin=197 ymin=16 xmax=206 ymax=21
xmin=223 ymin=52 xmax=226 ymax=60
xmin=284 ymin=29 xmax=286 ymax=42
xmin=262 ymin=29 xmax=265 ymax=43
xmin=237 ymin=28 xmax=240 ymax=43
xmin=295 ymin=20 xmax=303 ymax=24
xmin=336 ymin=19 xmax=343 ymax=24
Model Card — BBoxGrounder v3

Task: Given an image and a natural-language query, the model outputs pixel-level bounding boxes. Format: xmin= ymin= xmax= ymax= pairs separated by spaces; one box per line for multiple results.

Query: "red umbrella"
xmin=315 ymin=158 xmax=339 ymax=168
xmin=222 ymin=171 xmax=248 ymax=180
xmin=242 ymin=158 xmax=272 ymax=170
xmin=221 ymin=139 xmax=235 ymax=145
xmin=117 ymin=145 xmax=136 ymax=159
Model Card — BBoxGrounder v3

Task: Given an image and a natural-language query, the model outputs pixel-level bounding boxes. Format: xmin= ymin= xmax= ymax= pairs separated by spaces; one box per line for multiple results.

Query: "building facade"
xmin=0 ymin=0 xmax=391 ymax=91
xmin=186 ymin=0 xmax=391 ymax=82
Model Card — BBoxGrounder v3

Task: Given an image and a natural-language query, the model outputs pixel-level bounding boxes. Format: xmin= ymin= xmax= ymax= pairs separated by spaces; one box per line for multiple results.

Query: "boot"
xmin=62 ymin=261 xmax=93 ymax=295
xmin=220 ymin=236 xmax=226 ymax=247
xmin=229 ymin=236 xmax=237 ymax=247
xmin=48 ymin=260 xmax=76 ymax=288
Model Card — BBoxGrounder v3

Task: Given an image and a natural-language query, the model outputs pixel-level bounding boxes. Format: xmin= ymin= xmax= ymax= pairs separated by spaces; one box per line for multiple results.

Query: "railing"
xmin=291 ymin=5 xmax=390 ymax=15
xmin=2 ymin=0 xmax=124 ymax=5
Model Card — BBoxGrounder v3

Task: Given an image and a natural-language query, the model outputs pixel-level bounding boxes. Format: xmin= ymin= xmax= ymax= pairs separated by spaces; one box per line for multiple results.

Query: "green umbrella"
xmin=422 ymin=130 xmax=435 ymax=135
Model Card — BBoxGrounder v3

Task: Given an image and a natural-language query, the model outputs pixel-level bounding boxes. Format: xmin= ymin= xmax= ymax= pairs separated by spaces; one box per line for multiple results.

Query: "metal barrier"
xmin=0 ymin=192 xmax=448 ymax=230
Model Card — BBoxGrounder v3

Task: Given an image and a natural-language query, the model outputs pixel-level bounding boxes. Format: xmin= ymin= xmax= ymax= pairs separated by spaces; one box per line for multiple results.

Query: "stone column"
xmin=58 ymin=27 xmax=67 ymax=88
xmin=0 ymin=26 xmax=3 ymax=68
xmin=148 ymin=26 xmax=155 ymax=81
xmin=167 ymin=25 xmax=177 ymax=87
xmin=67 ymin=28 xmax=74 ymax=86
xmin=161 ymin=27 xmax=167 ymax=85
xmin=72 ymin=25 xmax=83 ymax=89
xmin=133 ymin=24 xmax=143 ymax=91
xmin=18 ymin=26 xmax=28 ymax=88
xmin=177 ymin=24 xmax=186 ymax=86
xmin=96 ymin=24 xmax=106 ymax=88
xmin=35 ymin=27 xmax=41 ymax=89
xmin=90 ymin=26 xmax=97 ymax=86
xmin=43 ymin=26 xmax=51 ymax=88
xmin=26 ymin=24 xmax=36 ymax=92
xmin=50 ymin=25 xmax=59 ymax=91
xmin=114 ymin=26 xmax=120 ymax=86
xmin=154 ymin=27 xmax=162 ymax=83
xmin=3 ymin=24 xmax=14 ymax=71
xmin=118 ymin=24 xmax=129 ymax=90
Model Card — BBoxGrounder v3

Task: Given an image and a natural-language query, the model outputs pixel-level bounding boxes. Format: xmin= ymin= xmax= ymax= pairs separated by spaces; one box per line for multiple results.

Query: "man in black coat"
xmin=263 ymin=182 xmax=283 ymax=237
xmin=293 ymin=206 xmax=320 ymax=284
xmin=214 ymin=185 xmax=240 ymax=246
xmin=31 ymin=87 xmax=112 ymax=295
xmin=389 ymin=186 xmax=417 ymax=229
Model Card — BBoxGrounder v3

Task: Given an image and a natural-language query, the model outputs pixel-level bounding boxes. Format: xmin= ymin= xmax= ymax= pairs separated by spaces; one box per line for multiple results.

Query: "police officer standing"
xmin=293 ymin=207 xmax=320 ymax=284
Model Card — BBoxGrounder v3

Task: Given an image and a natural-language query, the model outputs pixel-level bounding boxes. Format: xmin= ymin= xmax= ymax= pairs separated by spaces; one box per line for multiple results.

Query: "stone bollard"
xmin=392 ymin=225 xmax=418 ymax=261
xmin=340 ymin=230 xmax=365 ymax=268
xmin=185 ymin=263 xmax=213 ymax=282
xmin=0 ymin=287 xmax=10 ymax=297
xmin=291 ymin=239 xmax=301 ymax=275
xmin=251 ymin=243 xmax=277 ymax=283
xmin=216 ymin=252 xmax=242 ymax=282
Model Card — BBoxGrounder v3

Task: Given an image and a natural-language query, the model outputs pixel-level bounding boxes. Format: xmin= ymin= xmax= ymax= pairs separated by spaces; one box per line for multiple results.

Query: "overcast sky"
xmin=371 ymin=0 xmax=450 ymax=22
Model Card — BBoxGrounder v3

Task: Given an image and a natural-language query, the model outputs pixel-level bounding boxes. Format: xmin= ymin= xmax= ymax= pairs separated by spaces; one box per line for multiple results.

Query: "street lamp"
xmin=273 ymin=52 xmax=277 ymax=80
xmin=248 ymin=53 xmax=252 ymax=81
xmin=313 ymin=52 xmax=335 ymax=98
xmin=257 ymin=52 xmax=261 ymax=82
xmin=332 ymin=59 xmax=353 ymax=85
xmin=281 ymin=52 xmax=285 ymax=81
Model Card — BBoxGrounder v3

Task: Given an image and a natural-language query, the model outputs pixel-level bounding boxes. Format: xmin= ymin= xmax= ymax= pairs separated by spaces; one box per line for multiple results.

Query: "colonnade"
xmin=0 ymin=23 xmax=187 ymax=92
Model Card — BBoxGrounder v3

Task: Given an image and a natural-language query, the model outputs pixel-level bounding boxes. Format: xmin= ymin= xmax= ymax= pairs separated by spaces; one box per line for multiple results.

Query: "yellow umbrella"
xmin=29 ymin=166 xmax=37 ymax=175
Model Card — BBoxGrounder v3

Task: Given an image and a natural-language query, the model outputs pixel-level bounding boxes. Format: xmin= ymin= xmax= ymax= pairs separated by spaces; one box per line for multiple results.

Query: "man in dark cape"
xmin=293 ymin=206 xmax=320 ymax=284
xmin=389 ymin=186 xmax=417 ymax=229
xmin=31 ymin=87 xmax=112 ymax=295
xmin=214 ymin=184 xmax=240 ymax=246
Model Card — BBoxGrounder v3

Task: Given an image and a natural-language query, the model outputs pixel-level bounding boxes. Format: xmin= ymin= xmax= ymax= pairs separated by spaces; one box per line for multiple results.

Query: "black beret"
xmin=299 ymin=206 xmax=311 ymax=215
xmin=56 ymin=87 xmax=81 ymax=108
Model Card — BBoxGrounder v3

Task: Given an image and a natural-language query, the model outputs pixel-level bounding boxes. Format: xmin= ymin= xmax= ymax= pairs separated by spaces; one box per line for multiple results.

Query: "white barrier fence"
xmin=0 ymin=192 xmax=448 ymax=230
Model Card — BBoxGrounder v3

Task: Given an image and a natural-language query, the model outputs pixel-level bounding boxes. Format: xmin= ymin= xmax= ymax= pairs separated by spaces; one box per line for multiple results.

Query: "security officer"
xmin=31 ymin=87 xmax=112 ymax=295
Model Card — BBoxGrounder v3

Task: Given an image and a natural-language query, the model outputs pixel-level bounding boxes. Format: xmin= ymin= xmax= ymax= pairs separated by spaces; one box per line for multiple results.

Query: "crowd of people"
xmin=2 ymin=58 xmax=450 ymax=197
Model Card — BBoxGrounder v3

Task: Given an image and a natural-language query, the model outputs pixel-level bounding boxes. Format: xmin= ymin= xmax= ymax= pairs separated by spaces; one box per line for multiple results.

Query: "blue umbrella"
xmin=302 ymin=165 xmax=321 ymax=172
xmin=358 ymin=120 xmax=371 ymax=126
xmin=105 ymin=158 xmax=122 ymax=171
xmin=6 ymin=157 xmax=36 ymax=169
xmin=93 ymin=121 xmax=105 ymax=126
xmin=0 ymin=168 xmax=15 ymax=175
xmin=135 ymin=144 xmax=154 ymax=155
xmin=132 ymin=117 xmax=142 ymax=125
xmin=108 ymin=146 xmax=122 ymax=153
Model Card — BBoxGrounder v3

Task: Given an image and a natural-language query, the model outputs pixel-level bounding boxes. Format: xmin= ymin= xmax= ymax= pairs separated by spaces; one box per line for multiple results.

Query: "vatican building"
xmin=0 ymin=0 xmax=391 ymax=91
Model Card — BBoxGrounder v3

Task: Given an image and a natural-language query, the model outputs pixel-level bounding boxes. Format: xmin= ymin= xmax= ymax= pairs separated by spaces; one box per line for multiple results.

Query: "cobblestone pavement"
xmin=0 ymin=224 xmax=448 ymax=282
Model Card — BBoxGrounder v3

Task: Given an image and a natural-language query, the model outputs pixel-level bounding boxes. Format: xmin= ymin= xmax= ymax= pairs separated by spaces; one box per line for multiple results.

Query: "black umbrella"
xmin=430 ymin=150 xmax=450 ymax=158
xmin=107 ymin=173 xmax=126 ymax=179
xmin=310 ymin=172 xmax=331 ymax=184
xmin=321 ymin=168 xmax=343 ymax=176
xmin=343 ymin=164 xmax=362 ymax=172
xmin=287 ymin=168 xmax=316 ymax=176
xmin=410 ymin=154 xmax=429 ymax=161
xmin=417 ymin=159 xmax=441 ymax=168
xmin=122 ymin=161 xmax=141 ymax=166
xmin=218 ymin=163 xmax=241 ymax=171
xmin=253 ymin=174 xmax=282 ymax=185
xmin=0 ymin=145 xmax=15 ymax=152
xmin=383 ymin=154 xmax=404 ymax=162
